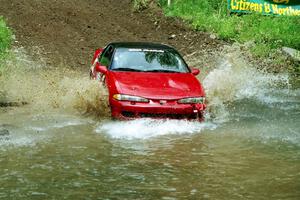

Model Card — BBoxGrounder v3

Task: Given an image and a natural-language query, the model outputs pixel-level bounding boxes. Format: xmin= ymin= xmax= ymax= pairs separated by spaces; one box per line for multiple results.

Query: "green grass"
xmin=161 ymin=0 xmax=300 ymax=57
xmin=0 ymin=16 xmax=12 ymax=74
xmin=0 ymin=17 xmax=11 ymax=55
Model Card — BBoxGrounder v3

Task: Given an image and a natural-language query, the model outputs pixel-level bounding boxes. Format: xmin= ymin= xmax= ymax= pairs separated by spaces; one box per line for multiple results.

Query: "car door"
xmin=96 ymin=45 xmax=115 ymax=83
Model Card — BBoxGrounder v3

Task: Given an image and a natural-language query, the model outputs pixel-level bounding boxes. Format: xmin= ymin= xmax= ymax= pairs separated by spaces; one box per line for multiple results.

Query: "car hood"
xmin=109 ymin=71 xmax=205 ymax=100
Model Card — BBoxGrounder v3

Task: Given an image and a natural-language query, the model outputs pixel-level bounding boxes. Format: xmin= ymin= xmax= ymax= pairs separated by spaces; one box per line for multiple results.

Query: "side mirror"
xmin=91 ymin=48 xmax=104 ymax=64
xmin=95 ymin=65 xmax=108 ymax=74
xmin=191 ymin=68 xmax=200 ymax=76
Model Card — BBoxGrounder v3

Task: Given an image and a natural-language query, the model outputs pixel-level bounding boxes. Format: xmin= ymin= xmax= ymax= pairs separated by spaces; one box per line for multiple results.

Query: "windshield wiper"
xmin=145 ymin=69 xmax=179 ymax=73
xmin=113 ymin=68 xmax=144 ymax=72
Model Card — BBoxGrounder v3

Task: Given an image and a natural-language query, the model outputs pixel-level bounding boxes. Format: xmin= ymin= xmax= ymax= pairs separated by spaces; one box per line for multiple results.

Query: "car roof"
xmin=108 ymin=42 xmax=175 ymax=50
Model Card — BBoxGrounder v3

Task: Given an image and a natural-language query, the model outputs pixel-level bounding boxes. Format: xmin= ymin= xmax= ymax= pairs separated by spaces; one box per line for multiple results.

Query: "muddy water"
xmin=0 ymin=49 xmax=299 ymax=199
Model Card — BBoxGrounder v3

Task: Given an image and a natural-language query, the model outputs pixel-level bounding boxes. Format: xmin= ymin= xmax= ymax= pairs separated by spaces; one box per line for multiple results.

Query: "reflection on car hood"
xmin=110 ymin=71 xmax=205 ymax=99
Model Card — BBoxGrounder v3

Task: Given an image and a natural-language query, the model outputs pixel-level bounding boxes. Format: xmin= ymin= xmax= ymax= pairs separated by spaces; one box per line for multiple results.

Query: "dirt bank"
xmin=0 ymin=0 xmax=223 ymax=69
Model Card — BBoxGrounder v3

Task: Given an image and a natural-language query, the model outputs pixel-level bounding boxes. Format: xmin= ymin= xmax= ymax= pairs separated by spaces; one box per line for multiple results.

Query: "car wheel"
xmin=198 ymin=112 xmax=205 ymax=122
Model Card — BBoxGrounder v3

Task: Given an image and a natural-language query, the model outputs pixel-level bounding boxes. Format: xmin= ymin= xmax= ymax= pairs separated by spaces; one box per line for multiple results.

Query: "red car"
xmin=90 ymin=42 xmax=206 ymax=121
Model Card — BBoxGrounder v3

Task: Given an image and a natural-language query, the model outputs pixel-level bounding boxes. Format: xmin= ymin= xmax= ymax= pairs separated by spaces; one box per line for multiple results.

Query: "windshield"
xmin=110 ymin=48 xmax=189 ymax=73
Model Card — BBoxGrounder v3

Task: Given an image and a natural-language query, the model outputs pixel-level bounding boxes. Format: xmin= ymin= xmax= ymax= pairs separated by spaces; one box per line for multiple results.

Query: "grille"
xmin=140 ymin=113 xmax=198 ymax=119
xmin=121 ymin=111 xmax=135 ymax=118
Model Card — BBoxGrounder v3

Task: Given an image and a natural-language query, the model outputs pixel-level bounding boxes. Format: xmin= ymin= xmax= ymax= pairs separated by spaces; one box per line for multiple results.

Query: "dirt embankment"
xmin=0 ymin=0 xmax=223 ymax=69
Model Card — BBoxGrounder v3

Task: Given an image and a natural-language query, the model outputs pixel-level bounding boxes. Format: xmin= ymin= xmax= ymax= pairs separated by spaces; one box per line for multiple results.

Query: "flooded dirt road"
xmin=0 ymin=0 xmax=299 ymax=199
xmin=0 ymin=48 xmax=299 ymax=199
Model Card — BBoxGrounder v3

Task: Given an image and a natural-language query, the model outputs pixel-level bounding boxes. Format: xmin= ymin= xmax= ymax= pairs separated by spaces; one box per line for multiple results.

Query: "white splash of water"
xmin=96 ymin=119 xmax=217 ymax=139
xmin=203 ymin=52 xmax=291 ymax=122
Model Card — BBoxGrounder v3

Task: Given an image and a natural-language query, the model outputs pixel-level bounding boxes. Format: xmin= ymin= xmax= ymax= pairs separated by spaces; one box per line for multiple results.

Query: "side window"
xmin=99 ymin=46 xmax=114 ymax=67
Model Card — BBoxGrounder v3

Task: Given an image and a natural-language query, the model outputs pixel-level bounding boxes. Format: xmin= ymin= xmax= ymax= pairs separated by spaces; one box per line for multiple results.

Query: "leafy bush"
xmin=0 ymin=16 xmax=12 ymax=74
xmin=0 ymin=16 xmax=12 ymax=56
xmin=133 ymin=0 xmax=151 ymax=11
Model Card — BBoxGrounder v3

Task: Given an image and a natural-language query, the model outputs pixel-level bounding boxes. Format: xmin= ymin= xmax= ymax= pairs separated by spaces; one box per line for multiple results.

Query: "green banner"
xmin=228 ymin=0 xmax=300 ymax=16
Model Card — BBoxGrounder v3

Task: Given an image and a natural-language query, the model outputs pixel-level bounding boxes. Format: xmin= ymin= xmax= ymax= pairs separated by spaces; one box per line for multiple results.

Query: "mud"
xmin=0 ymin=0 xmax=223 ymax=69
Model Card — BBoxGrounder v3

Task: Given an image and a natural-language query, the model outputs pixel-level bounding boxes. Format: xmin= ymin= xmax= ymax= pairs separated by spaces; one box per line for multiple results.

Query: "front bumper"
xmin=110 ymin=99 xmax=206 ymax=121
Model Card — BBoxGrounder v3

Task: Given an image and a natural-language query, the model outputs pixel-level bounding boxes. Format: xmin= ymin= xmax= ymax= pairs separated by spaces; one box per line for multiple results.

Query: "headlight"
xmin=178 ymin=97 xmax=205 ymax=104
xmin=113 ymin=94 xmax=149 ymax=102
